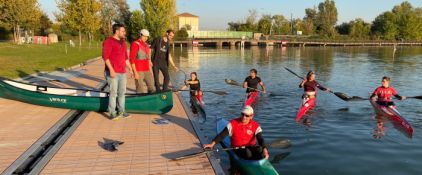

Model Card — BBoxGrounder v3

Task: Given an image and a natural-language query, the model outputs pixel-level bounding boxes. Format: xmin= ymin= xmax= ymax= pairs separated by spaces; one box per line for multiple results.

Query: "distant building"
xmin=177 ymin=12 xmax=199 ymax=31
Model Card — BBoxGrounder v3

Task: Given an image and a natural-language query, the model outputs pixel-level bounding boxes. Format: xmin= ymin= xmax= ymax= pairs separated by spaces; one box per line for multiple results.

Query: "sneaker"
xmin=110 ymin=114 xmax=120 ymax=121
xmin=118 ymin=112 xmax=131 ymax=119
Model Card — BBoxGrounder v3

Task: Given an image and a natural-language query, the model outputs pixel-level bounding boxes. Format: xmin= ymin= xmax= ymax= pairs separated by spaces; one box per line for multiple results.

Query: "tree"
xmin=141 ymin=0 xmax=176 ymax=39
xmin=175 ymin=27 xmax=188 ymax=40
xmin=99 ymin=0 xmax=131 ymax=35
xmin=316 ymin=0 xmax=338 ymax=37
xmin=56 ymin=0 xmax=101 ymax=46
xmin=272 ymin=15 xmax=290 ymax=35
xmin=38 ymin=12 xmax=53 ymax=36
xmin=335 ymin=22 xmax=350 ymax=35
xmin=303 ymin=8 xmax=317 ymax=35
xmin=371 ymin=1 xmax=422 ymax=40
xmin=0 ymin=0 xmax=42 ymax=44
xmin=349 ymin=18 xmax=371 ymax=39
xmin=127 ymin=10 xmax=144 ymax=42
xmin=227 ymin=22 xmax=241 ymax=31
xmin=257 ymin=15 xmax=272 ymax=34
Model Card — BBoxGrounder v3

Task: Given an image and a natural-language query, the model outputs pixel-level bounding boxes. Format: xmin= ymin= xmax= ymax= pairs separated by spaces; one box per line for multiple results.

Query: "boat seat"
xmin=36 ymin=86 xmax=47 ymax=91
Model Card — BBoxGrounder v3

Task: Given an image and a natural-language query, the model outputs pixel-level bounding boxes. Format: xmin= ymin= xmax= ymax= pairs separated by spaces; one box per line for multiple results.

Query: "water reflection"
xmin=170 ymin=46 xmax=422 ymax=175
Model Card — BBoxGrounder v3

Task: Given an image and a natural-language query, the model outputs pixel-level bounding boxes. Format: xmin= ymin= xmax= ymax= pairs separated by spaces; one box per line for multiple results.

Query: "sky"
xmin=39 ymin=0 xmax=422 ymax=30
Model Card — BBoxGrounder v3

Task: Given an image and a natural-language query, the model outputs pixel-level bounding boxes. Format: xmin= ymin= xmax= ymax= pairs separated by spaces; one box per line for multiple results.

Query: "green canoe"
xmin=0 ymin=77 xmax=173 ymax=114
xmin=216 ymin=118 xmax=279 ymax=175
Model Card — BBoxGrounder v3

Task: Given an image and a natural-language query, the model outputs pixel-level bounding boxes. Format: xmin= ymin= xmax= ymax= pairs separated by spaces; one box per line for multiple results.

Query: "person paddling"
xmin=370 ymin=76 xmax=406 ymax=107
xmin=299 ymin=71 xmax=330 ymax=99
xmin=185 ymin=72 xmax=203 ymax=100
xmin=244 ymin=69 xmax=266 ymax=94
xmin=203 ymin=106 xmax=269 ymax=160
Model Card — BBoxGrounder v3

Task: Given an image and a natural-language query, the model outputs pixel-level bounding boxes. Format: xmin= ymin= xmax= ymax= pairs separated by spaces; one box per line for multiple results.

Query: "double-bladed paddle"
xmin=173 ymin=138 xmax=292 ymax=160
xmin=177 ymin=70 xmax=228 ymax=95
xmin=225 ymin=79 xmax=281 ymax=96
xmin=284 ymin=67 xmax=364 ymax=101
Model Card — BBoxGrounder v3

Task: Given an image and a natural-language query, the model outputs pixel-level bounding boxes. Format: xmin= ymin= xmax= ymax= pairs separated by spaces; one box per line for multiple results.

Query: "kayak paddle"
xmin=177 ymin=89 xmax=228 ymax=95
xmin=284 ymin=67 xmax=362 ymax=101
xmin=172 ymin=146 xmax=246 ymax=160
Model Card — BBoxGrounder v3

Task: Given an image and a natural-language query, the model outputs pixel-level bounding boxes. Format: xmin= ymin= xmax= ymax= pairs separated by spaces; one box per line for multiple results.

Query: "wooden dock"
xmin=0 ymin=59 xmax=223 ymax=175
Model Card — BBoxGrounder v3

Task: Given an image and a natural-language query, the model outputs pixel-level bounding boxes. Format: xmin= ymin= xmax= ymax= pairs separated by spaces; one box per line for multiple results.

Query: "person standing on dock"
xmin=130 ymin=29 xmax=155 ymax=93
xmin=102 ymin=23 xmax=133 ymax=120
xmin=151 ymin=29 xmax=179 ymax=92
xmin=244 ymin=68 xmax=266 ymax=94
xmin=203 ymin=106 xmax=270 ymax=160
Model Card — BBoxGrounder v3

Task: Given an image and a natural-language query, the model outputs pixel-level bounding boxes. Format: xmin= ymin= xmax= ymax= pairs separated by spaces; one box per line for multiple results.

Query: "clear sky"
xmin=39 ymin=0 xmax=422 ymax=30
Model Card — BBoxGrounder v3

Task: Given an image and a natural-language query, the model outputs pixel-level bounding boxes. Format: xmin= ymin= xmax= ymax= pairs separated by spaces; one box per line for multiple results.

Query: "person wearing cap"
xmin=130 ymin=29 xmax=155 ymax=93
xmin=299 ymin=70 xmax=330 ymax=99
xmin=203 ymin=106 xmax=269 ymax=160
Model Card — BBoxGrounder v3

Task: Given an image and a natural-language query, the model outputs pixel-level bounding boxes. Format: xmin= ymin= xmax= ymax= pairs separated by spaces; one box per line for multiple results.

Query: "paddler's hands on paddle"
xmin=263 ymin=147 xmax=269 ymax=159
xmin=203 ymin=141 xmax=216 ymax=149
xmin=399 ymin=96 xmax=407 ymax=100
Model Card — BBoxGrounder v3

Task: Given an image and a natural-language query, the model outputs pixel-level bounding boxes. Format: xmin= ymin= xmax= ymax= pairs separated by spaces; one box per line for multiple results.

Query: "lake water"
xmin=171 ymin=46 xmax=422 ymax=175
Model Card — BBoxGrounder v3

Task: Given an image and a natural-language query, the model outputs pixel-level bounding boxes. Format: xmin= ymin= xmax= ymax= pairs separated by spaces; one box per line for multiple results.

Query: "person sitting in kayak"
xmin=299 ymin=70 xmax=330 ymax=99
xmin=203 ymin=105 xmax=269 ymax=160
xmin=185 ymin=72 xmax=203 ymax=99
xmin=370 ymin=76 xmax=406 ymax=107
xmin=244 ymin=68 xmax=266 ymax=94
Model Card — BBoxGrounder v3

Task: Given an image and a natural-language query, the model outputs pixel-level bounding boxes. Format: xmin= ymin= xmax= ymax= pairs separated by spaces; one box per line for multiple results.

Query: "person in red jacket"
xmin=203 ymin=106 xmax=269 ymax=160
xmin=102 ymin=23 xmax=133 ymax=120
xmin=129 ymin=29 xmax=154 ymax=93
xmin=370 ymin=76 xmax=406 ymax=106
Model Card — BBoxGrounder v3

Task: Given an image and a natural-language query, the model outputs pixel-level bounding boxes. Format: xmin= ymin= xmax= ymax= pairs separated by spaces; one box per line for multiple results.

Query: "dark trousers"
xmin=153 ymin=64 xmax=170 ymax=91
xmin=233 ymin=146 xmax=263 ymax=160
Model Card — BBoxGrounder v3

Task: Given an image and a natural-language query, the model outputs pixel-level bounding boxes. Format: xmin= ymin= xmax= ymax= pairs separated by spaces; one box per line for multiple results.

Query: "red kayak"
xmin=370 ymin=100 xmax=413 ymax=137
xmin=190 ymin=93 xmax=205 ymax=115
xmin=296 ymin=98 xmax=316 ymax=122
xmin=244 ymin=91 xmax=259 ymax=107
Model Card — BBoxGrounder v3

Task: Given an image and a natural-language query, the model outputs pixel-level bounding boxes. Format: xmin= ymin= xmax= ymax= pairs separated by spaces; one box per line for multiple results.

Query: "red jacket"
xmin=372 ymin=86 xmax=397 ymax=102
xmin=227 ymin=117 xmax=262 ymax=147
xmin=102 ymin=37 xmax=128 ymax=73
xmin=129 ymin=39 xmax=150 ymax=72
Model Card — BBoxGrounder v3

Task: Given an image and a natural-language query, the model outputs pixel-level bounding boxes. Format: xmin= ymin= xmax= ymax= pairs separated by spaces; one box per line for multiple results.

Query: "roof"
xmin=177 ymin=12 xmax=198 ymax=18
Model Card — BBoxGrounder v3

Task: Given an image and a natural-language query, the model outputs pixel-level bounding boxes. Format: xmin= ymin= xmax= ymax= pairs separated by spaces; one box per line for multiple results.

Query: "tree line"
xmin=228 ymin=0 xmax=422 ymax=41
xmin=0 ymin=0 xmax=177 ymax=45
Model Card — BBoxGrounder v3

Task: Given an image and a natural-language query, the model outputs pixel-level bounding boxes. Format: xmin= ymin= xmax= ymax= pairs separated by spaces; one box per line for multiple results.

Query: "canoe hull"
xmin=369 ymin=100 xmax=413 ymax=137
xmin=296 ymin=98 xmax=315 ymax=122
xmin=216 ymin=118 xmax=279 ymax=175
xmin=0 ymin=78 xmax=173 ymax=114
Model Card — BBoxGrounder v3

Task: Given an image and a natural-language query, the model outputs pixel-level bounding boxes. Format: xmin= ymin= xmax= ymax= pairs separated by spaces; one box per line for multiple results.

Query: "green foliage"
xmin=0 ymin=0 xmax=42 ymax=43
xmin=316 ymin=0 xmax=338 ymax=37
xmin=38 ymin=13 xmax=53 ymax=36
xmin=257 ymin=15 xmax=272 ymax=34
xmin=349 ymin=18 xmax=371 ymax=39
xmin=272 ymin=15 xmax=291 ymax=35
xmin=55 ymin=0 xmax=102 ymax=46
xmin=99 ymin=0 xmax=131 ymax=36
xmin=302 ymin=8 xmax=317 ymax=35
xmin=175 ymin=27 xmax=189 ymax=40
xmin=0 ymin=42 xmax=101 ymax=78
xmin=127 ymin=10 xmax=145 ymax=42
xmin=141 ymin=0 xmax=176 ymax=39
xmin=371 ymin=1 xmax=422 ymax=41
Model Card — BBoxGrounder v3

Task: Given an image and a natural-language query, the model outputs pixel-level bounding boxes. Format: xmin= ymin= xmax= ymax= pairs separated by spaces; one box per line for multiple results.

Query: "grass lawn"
xmin=0 ymin=42 xmax=102 ymax=78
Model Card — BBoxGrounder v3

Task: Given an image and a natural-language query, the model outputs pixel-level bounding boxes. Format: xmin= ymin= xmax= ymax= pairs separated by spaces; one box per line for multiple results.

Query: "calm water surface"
xmin=171 ymin=46 xmax=422 ymax=175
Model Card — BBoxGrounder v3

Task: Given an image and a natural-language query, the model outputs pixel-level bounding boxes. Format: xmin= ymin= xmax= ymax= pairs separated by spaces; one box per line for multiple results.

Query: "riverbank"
xmin=0 ymin=42 xmax=101 ymax=78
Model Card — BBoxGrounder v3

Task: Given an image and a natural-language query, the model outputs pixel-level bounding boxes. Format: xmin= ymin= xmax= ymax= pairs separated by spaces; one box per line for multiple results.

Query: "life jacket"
xmin=228 ymin=117 xmax=261 ymax=147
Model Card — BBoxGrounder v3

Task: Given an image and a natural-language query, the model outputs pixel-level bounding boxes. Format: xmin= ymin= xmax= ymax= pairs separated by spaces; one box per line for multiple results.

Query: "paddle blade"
xmin=333 ymin=92 xmax=368 ymax=101
xmin=208 ymin=90 xmax=228 ymax=95
xmin=269 ymin=138 xmax=292 ymax=149
xmin=270 ymin=152 xmax=291 ymax=164
xmin=225 ymin=79 xmax=241 ymax=86
xmin=172 ymin=150 xmax=206 ymax=160
xmin=410 ymin=95 xmax=422 ymax=99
